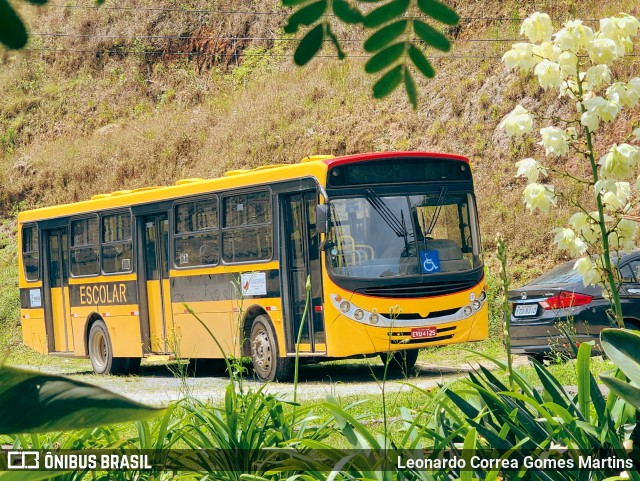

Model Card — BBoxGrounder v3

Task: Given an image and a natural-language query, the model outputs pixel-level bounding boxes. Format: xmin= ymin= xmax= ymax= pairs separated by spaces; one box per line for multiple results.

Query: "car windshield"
xmin=327 ymin=192 xmax=482 ymax=278
xmin=530 ymin=262 xmax=584 ymax=285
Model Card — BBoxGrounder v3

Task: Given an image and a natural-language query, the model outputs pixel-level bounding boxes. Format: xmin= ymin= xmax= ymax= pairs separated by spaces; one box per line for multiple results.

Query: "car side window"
xmin=620 ymin=264 xmax=635 ymax=282
xmin=621 ymin=260 xmax=640 ymax=283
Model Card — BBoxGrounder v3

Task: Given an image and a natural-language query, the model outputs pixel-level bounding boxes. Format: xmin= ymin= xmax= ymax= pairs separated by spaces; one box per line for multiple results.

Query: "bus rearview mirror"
xmin=316 ymin=204 xmax=329 ymax=234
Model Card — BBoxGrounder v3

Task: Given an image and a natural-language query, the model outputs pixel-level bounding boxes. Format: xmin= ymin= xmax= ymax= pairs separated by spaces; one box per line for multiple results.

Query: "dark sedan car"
xmin=509 ymin=251 xmax=640 ymax=358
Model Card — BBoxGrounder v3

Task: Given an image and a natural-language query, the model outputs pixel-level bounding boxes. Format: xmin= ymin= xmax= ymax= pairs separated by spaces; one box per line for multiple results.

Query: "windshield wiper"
xmin=365 ymin=189 xmax=407 ymax=238
xmin=425 ymin=186 xmax=448 ymax=236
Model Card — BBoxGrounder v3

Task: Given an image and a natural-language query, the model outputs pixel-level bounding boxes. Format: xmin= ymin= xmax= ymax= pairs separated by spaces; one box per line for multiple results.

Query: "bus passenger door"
xmin=281 ymin=192 xmax=325 ymax=354
xmin=43 ymin=228 xmax=73 ymax=352
xmin=142 ymin=215 xmax=173 ymax=353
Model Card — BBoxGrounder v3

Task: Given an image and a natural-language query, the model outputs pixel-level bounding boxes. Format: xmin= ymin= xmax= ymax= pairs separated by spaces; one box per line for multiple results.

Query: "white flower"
xmin=521 ymin=12 xmax=554 ymax=43
xmin=523 ymin=183 xmax=557 ymax=212
xmin=584 ymin=65 xmax=611 ymax=91
xmin=539 ymin=127 xmax=570 ymax=156
xmin=554 ymin=20 xmax=594 ymax=53
xmin=533 ymin=42 xmax=562 ymax=62
xmin=502 ymin=43 xmax=537 ymax=72
xmin=553 ymin=228 xmax=587 ymax=256
xmin=515 ymin=158 xmax=546 ymax=182
xmin=633 ymin=127 xmax=640 ymax=142
xmin=499 ymin=105 xmax=533 ymax=138
xmin=609 ymin=219 xmax=637 ymax=251
xmin=560 ymin=78 xmax=579 ymax=98
xmin=580 ymin=96 xmax=620 ymax=131
xmin=599 ymin=15 xmax=639 ymax=56
xmin=558 ymin=51 xmax=578 ymax=76
xmin=574 ymin=257 xmax=604 ymax=286
xmin=599 ymin=144 xmax=640 ymax=179
xmin=586 ymin=37 xmax=619 ymax=65
xmin=570 ymin=212 xmax=600 ymax=244
xmin=534 ymin=60 xmax=563 ymax=90
xmin=606 ymin=82 xmax=640 ymax=108
xmin=581 ymin=110 xmax=600 ymax=132
xmin=628 ymin=78 xmax=640 ymax=102
xmin=601 ymin=182 xmax=631 ymax=211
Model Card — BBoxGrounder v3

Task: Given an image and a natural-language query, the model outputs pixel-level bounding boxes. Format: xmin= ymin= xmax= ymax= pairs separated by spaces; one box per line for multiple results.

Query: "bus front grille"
xmin=358 ymin=280 xmax=476 ymax=298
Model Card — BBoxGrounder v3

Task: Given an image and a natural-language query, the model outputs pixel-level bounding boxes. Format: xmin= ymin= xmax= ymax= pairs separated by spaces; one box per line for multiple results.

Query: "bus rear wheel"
xmin=380 ymin=349 xmax=419 ymax=374
xmin=250 ymin=315 xmax=292 ymax=382
xmin=88 ymin=320 xmax=139 ymax=375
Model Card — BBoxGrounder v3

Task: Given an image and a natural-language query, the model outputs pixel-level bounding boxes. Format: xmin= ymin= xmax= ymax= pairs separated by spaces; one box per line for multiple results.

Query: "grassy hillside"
xmin=1 ymin=0 xmax=639 ymax=311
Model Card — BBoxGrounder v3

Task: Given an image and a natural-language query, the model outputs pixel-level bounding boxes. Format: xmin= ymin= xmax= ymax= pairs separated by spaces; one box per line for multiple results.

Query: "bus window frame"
xmin=172 ymin=195 xmax=221 ymax=270
xmin=220 ymin=187 xmax=275 ymax=266
xmin=21 ymin=223 xmax=40 ymax=282
xmin=100 ymin=209 xmax=135 ymax=276
xmin=69 ymin=213 xmax=101 ymax=278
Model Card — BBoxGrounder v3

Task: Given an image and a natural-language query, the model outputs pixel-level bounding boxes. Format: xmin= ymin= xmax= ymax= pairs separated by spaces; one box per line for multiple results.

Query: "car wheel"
xmin=250 ymin=315 xmax=292 ymax=382
xmin=380 ymin=349 xmax=420 ymax=374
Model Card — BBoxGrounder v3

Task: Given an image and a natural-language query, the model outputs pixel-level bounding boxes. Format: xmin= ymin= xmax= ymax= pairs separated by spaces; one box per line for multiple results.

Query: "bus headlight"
xmin=478 ymin=290 xmax=487 ymax=302
xmin=472 ymin=300 xmax=481 ymax=310
xmin=464 ymin=306 xmax=473 ymax=316
xmin=369 ymin=313 xmax=379 ymax=324
xmin=340 ymin=301 xmax=351 ymax=313
xmin=354 ymin=309 xmax=364 ymax=320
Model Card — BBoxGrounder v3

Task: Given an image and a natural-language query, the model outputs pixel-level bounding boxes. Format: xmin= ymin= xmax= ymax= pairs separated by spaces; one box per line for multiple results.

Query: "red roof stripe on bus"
xmin=322 ymin=151 xmax=469 ymax=167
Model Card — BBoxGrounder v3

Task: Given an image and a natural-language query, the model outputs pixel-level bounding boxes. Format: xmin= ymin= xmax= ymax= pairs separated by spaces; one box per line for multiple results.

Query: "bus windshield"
xmin=327 ymin=192 xmax=482 ymax=278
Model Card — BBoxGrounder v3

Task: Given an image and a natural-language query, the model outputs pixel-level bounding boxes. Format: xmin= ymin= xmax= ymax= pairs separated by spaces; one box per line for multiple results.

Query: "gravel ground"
xmin=14 ymin=355 xmax=531 ymax=407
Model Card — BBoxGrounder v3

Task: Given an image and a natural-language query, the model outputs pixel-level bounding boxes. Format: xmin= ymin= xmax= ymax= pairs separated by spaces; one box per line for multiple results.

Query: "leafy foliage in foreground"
xmin=0 ymin=366 xmax=163 ymax=434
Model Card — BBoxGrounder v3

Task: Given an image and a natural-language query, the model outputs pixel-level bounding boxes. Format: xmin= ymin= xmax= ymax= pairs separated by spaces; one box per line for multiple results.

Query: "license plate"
xmin=514 ymin=304 xmax=538 ymax=317
xmin=411 ymin=326 xmax=437 ymax=339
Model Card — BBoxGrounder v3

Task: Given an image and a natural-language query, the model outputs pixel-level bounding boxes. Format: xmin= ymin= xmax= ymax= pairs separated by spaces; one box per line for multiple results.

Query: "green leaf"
xmin=0 ymin=0 xmax=28 ymax=50
xmin=365 ymin=42 xmax=405 ymax=73
xmin=293 ymin=24 xmax=324 ymax=65
xmin=408 ymin=44 xmax=435 ymax=78
xmin=417 ymin=0 xmax=460 ymax=26
xmin=282 ymin=0 xmax=313 ymax=6
xmin=601 ymin=374 xmax=640 ymax=410
xmin=413 ymin=19 xmax=451 ymax=52
xmin=332 ymin=0 xmax=363 ymax=24
xmin=576 ymin=342 xmax=591 ymax=423
xmin=372 ymin=65 xmax=403 ymax=98
xmin=461 ymin=428 xmax=477 ymax=481
xmin=284 ymin=0 xmax=327 ymax=34
xmin=404 ymin=68 xmax=417 ymax=109
xmin=363 ymin=0 xmax=410 ymax=29
xmin=601 ymin=328 xmax=640 ymax=385
xmin=364 ymin=20 xmax=407 ymax=52
xmin=325 ymin=24 xmax=346 ymax=59
xmin=0 ymin=366 xmax=163 ymax=434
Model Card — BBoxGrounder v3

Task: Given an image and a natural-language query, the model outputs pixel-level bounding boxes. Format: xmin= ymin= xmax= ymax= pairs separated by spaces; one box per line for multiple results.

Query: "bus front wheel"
xmin=250 ymin=315 xmax=292 ymax=382
xmin=380 ymin=349 xmax=419 ymax=374
xmin=88 ymin=320 xmax=139 ymax=375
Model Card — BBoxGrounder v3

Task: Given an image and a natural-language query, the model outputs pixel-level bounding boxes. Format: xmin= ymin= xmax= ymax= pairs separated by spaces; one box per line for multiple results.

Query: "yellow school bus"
xmin=17 ymin=152 xmax=488 ymax=381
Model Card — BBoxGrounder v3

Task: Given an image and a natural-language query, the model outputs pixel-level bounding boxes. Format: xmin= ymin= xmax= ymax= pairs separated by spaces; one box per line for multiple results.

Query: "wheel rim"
xmin=90 ymin=329 xmax=108 ymax=370
xmin=251 ymin=327 xmax=272 ymax=377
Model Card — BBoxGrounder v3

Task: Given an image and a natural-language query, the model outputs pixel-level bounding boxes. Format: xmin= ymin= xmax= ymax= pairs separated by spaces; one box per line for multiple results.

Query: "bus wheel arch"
xmin=249 ymin=314 xmax=292 ymax=382
xmin=86 ymin=314 xmax=140 ymax=375
xmin=242 ymin=305 xmax=268 ymax=357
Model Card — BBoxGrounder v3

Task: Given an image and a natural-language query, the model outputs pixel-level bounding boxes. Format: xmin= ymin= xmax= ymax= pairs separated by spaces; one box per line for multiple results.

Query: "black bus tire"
xmin=250 ymin=315 xmax=292 ymax=382
xmin=380 ymin=349 xmax=419 ymax=374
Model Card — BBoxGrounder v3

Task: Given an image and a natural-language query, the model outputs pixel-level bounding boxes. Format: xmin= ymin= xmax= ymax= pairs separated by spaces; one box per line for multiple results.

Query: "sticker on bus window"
xmin=30 ymin=289 xmax=42 ymax=308
xmin=179 ymin=253 xmax=189 ymax=265
xmin=121 ymin=259 xmax=131 ymax=270
xmin=241 ymin=272 xmax=267 ymax=296
xmin=419 ymin=250 xmax=441 ymax=274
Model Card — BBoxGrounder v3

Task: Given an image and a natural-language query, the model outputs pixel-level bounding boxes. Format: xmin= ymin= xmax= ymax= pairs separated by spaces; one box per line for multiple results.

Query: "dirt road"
xmin=14 ymin=355 xmax=530 ymax=406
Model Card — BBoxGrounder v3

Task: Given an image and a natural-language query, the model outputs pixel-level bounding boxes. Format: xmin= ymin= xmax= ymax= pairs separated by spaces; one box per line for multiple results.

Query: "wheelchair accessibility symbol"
xmin=420 ymin=250 xmax=441 ymax=273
